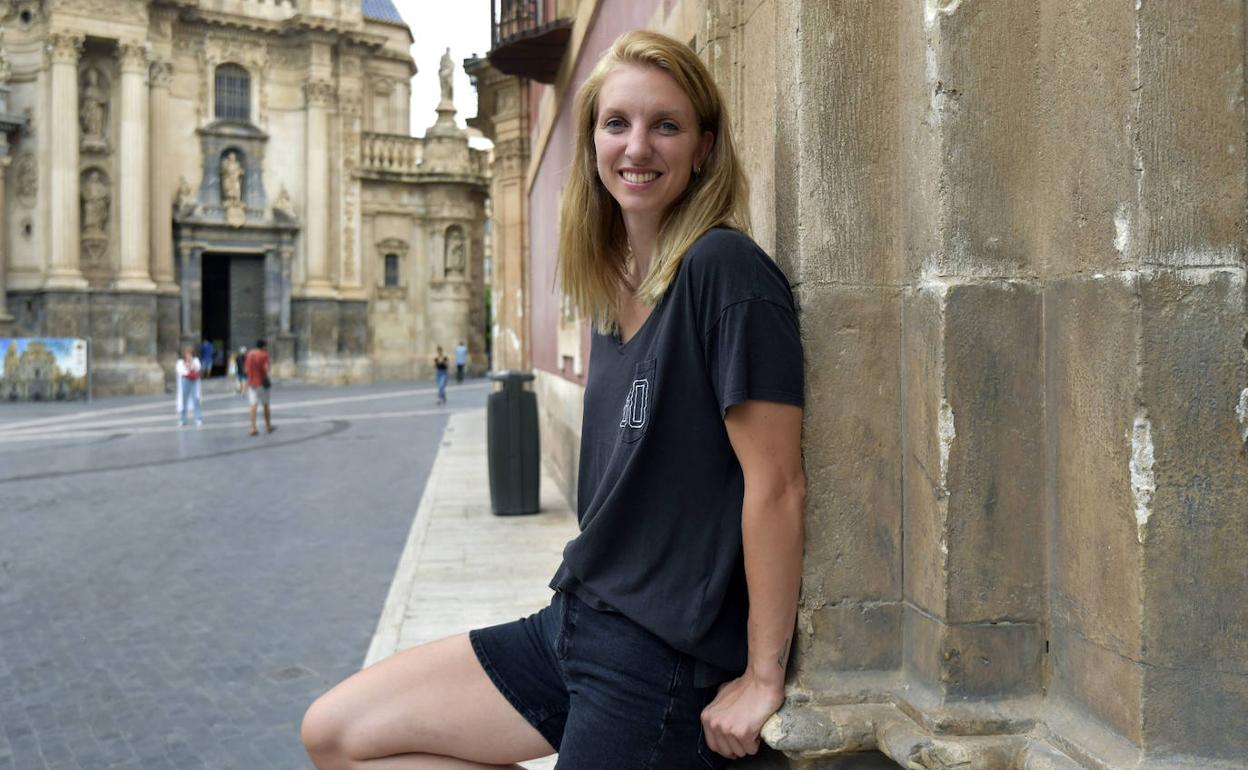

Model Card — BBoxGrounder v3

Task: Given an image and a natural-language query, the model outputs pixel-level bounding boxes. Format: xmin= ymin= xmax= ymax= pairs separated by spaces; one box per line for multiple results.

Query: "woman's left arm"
xmin=701 ymin=399 xmax=805 ymax=760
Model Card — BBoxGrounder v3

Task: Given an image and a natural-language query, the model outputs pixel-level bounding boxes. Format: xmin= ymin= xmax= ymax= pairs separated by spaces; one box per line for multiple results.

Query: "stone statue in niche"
xmin=438 ymin=47 xmax=453 ymax=105
xmin=79 ymin=67 xmax=108 ymax=152
xmin=80 ymin=168 xmax=110 ymax=268
xmin=80 ymin=169 xmax=109 ymax=234
xmin=220 ymin=151 xmax=243 ymax=205
xmin=445 ymin=226 xmax=465 ymax=276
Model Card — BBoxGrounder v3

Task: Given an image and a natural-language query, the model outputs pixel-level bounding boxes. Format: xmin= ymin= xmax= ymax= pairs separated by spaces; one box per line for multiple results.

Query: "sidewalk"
xmin=364 ymin=406 xmax=577 ymax=769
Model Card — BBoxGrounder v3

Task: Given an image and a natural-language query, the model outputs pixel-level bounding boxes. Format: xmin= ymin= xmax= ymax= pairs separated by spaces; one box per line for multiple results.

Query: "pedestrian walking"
xmin=234 ymin=346 xmax=248 ymax=394
xmin=200 ymin=338 xmax=214 ymax=378
xmin=174 ymin=346 xmax=203 ymax=427
xmin=454 ymin=340 xmax=468 ymax=383
xmin=244 ymin=339 xmax=274 ymax=436
xmin=303 ymin=30 xmax=805 ymax=769
xmin=434 ymin=346 xmax=449 ymax=404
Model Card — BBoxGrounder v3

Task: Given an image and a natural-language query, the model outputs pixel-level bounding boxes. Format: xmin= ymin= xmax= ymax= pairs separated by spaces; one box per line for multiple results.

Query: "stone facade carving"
xmin=197 ymin=33 xmax=268 ymax=125
xmin=438 ymin=48 xmax=454 ymax=105
xmin=444 ymin=225 xmax=465 ymax=277
xmin=117 ymin=41 xmax=146 ymax=72
xmin=78 ymin=66 xmax=108 ymax=151
xmin=272 ymin=185 xmax=294 ymax=220
xmin=220 ymin=151 xmax=243 ymax=204
xmin=4 ymin=1 xmax=486 ymax=394
xmin=80 ymin=168 xmax=109 ymax=234
xmin=47 ymin=31 xmax=83 ymax=64
xmin=304 ymin=78 xmax=334 ymax=107
xmin=79 ymin=167 xmax=109 ymax=267
xmin=149 ymin=59 xmax=172 ymax=88
xmin=175 ymin=175 xmax=197 ymax=212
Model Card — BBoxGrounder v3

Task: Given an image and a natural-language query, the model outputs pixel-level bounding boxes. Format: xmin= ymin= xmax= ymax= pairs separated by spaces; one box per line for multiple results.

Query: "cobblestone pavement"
xmin=0 ymin=379 xmax=489 ymax=770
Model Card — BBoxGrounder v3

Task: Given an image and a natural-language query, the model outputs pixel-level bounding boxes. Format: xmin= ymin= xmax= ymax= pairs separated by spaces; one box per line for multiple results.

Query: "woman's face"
xmin=594 ymin=64 xmax=712 ymax=229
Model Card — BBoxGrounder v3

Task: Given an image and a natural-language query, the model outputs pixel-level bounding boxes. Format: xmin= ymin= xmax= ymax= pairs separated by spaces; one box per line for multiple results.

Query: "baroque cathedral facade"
xmin=0 ymin=0 xmax=488 ymax=393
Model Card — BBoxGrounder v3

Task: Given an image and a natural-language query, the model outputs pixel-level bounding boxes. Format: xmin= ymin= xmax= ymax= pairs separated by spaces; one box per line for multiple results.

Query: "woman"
xmin=174 ymin=346 xmax=203 ymax=427
xmin=434 ymin=347 xmax=450 ymax=405
xmin=302 ymin=30 xmax=804 ymax=768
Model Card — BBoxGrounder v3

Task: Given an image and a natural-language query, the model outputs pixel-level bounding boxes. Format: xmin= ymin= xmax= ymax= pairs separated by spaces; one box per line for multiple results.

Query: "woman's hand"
xmin=700 ymin=669 xmax=786 ymax=759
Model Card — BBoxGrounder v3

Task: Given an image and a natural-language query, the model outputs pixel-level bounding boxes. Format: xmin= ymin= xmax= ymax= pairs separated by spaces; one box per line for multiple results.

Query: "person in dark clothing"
xmin=303 ymin=30 xmax=805 ymax=769
xmin=434 ymin=346 xmax=449 ymax=404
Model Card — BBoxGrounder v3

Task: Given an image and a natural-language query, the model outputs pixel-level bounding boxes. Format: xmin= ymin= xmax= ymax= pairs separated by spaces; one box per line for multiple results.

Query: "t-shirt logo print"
xmin=620 ymin=377 xmax=649 ymax=430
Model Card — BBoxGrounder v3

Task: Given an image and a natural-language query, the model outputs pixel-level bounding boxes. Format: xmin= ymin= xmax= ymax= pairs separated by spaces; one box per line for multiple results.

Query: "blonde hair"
xmin=556 ymin=30 xmax=750 ymax=331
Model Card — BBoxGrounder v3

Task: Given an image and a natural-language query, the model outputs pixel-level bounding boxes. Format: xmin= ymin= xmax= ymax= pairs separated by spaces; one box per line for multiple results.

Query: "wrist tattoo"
xmin=777 ymin=636 xmax=792 ymax=669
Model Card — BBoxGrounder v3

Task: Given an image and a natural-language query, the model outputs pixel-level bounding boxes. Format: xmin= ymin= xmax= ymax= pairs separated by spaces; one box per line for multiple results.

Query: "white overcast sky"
xmin=390 ymin=1 xmax=494 ymax=145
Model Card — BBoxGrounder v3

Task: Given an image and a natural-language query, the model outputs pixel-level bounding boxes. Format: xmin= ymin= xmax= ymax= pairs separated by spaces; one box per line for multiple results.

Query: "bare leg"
xmin=249 ymin=402 xmax=258 ymax=435
xmin=302 ymin=634 xmax=554 ymax=770
xmin=263 ymin=403 xmax=273 ymax=432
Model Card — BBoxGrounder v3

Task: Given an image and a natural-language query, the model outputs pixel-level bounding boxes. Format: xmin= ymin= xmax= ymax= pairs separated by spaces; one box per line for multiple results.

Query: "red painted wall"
xmin=528 ymin=0 xmax=664 ymax=381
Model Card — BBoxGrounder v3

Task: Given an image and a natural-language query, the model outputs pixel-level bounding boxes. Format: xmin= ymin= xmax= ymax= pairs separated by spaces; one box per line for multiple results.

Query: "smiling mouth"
xmin=620 ymin=170 xmax=660 ymax=184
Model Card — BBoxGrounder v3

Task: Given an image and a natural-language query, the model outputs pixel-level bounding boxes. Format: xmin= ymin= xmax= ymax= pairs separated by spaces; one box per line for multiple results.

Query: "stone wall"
xmin=709 ymin=1 xmax=1248 ymax=768
xmin=508 ymin=0 xmax=1248 ymax=767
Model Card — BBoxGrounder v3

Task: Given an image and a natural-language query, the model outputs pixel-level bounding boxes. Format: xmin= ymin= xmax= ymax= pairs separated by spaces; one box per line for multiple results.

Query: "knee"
xmin=301 ymin=694 xmax=350 ymax=765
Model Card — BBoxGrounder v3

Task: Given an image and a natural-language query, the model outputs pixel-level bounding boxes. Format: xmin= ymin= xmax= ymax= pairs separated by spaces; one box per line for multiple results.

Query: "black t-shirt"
xmin=550 ymin=227 xmax=804 ymax=686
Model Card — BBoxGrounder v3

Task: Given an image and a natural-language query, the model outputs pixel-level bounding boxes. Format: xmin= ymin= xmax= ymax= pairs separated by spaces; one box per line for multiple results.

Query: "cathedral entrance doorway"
xmin=202 ymin=253 xmax=265 ymax=373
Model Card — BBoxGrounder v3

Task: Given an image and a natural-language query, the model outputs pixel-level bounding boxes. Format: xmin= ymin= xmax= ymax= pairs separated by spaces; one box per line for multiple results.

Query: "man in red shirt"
xmin=244 ymin=339 xmax=274 ymax=436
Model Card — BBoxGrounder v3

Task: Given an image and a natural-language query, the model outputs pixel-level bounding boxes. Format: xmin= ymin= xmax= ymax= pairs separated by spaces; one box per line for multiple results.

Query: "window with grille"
xmin=215 ymin=64 xmax=251 ymax=121
xmin=384 ymin=254 xmax=400 ymax=287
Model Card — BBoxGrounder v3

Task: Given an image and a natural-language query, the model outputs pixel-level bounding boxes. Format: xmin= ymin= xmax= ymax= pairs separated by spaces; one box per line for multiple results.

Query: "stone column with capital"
xmin=46 ymin=31 xmax=86 ymax=289
xmin=148 ymin=58 xmax=176 ymax=291
xmin=303 ymin=78 xmax=334 ymax=295
xmin=115 ymin=41 xmax=154 ymax=291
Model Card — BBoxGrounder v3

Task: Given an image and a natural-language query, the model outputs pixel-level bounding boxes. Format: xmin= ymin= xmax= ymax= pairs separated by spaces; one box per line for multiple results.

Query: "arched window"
xmin=214 ymin=64 xmax=251 ymax=121
xmin=384 ymin=254 xmax=400 ymax=287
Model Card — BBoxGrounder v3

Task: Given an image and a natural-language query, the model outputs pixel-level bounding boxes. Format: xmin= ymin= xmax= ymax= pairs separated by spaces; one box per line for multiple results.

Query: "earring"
xmin=693 ymin=164 xmax=701 ymax=176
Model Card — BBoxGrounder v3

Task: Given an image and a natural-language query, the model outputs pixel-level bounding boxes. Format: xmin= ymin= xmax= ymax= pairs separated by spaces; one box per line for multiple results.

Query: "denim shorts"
xmin=469 ymin=590 xmax=726 ymax=769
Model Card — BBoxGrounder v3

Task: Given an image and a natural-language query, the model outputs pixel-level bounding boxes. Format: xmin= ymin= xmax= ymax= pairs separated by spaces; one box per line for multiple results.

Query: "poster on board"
xmin=0 ymin=338 xmax=90 ymax=401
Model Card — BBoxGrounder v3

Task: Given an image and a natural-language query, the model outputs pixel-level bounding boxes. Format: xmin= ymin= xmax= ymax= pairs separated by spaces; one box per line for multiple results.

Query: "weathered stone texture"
xmin=1136 ymin=3 xmax=1246 ymax=267
xmin=780 ymin=0 xmax=899 ymax=287
xmin=1035 ymin=1 xmax=1136 ymax=276
xmin=797 ymin=285 xmax=902 ymax=689
xmin=1136 ymin=270 xmax=1248 ymax=758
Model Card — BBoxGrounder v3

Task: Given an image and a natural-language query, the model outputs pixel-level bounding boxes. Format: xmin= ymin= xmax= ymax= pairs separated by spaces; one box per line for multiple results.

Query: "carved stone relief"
xmin=79 ymin=66 xmax=109 ymax=152
xmin=79 ymin=167 xmax=110 ymax=267
xmin=149 ymin=60 xmax=172 ymax=89
xmin=197 ymin=34 xmax=269 ymax=125
xmin=47 ymin=31 xmax=84 ymax=65
xmin=304 ymin=79 xmax=335 ymax=108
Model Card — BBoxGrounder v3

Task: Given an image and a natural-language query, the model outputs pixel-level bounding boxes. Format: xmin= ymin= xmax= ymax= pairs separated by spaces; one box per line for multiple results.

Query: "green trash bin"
xmin=487 ymin=370 xmax=540 ymax=515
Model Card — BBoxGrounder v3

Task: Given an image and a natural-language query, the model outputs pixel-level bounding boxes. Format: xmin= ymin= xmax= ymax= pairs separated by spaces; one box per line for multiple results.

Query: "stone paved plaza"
xmin=0 ymin=378 xmax=578 ymax=770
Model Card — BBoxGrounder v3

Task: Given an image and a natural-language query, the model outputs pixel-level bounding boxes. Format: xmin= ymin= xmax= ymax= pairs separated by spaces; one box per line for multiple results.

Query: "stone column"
xmin=279 ymin=244 xmax=293 ymax=334
xmin=177 ymin=242 xmax=196 ymax=335
xmin=46 ymin=31 xmax=86 ymax=289
xmin=302 ymin=78 xmax=335 ymax=296
xmin=148 ymin=59 xmax=176 ymax=291
xmin=0 ymin=151 xmax=12 ymax=325
xmin=114 ymin=41 xmax=154 ymax=291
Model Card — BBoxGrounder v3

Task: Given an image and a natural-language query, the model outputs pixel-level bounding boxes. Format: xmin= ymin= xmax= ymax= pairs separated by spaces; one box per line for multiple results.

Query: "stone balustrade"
xmin=361 ymin=132 xmax=423 ymax=174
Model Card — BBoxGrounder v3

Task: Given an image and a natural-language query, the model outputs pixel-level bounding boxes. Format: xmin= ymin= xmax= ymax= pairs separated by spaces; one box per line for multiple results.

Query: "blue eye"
xmin=603 ymin=117 xmax=626 ymax=130
xmin=658 ymin=121 xmax=679 ymax=133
